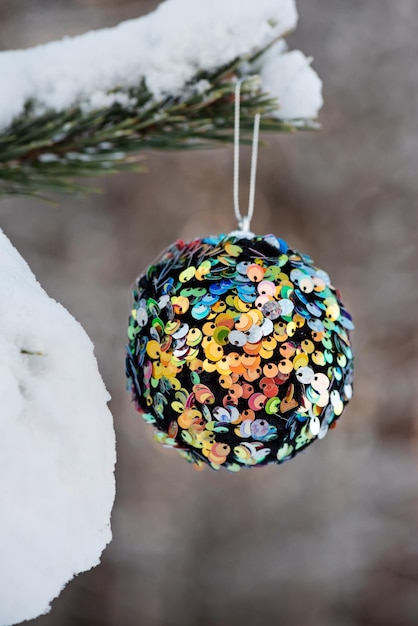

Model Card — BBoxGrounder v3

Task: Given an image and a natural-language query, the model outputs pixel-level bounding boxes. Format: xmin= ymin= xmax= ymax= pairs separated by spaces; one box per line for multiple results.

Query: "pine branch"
xmin=0 ymin=48 xmax=317 ymax=199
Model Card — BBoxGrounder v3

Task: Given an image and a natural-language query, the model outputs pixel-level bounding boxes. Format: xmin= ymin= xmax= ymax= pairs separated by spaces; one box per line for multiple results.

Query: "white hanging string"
xmin=233 ymin=80 xmax=261 ymax=233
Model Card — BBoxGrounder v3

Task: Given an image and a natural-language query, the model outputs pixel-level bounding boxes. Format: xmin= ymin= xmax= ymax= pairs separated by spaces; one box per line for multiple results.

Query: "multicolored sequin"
xmin=126 ymin=233 xmax=354 ymax=471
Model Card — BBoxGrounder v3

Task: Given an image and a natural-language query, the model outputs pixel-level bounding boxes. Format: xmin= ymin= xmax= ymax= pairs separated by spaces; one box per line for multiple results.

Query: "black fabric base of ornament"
xmin=126 ymin=233 xmax=354 ymax=471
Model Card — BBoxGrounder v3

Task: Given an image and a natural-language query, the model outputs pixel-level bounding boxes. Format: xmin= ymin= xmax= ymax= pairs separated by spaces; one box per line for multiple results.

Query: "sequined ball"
xmin=126 ymin=233 xmax=354 ymax=471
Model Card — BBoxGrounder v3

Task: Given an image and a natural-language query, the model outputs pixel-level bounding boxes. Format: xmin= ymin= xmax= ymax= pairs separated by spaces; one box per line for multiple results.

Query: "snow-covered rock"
xmin=0 ymin=229 xmax=116 ymax=625
xmin=0 ymin=0 xmax=321 ymax=130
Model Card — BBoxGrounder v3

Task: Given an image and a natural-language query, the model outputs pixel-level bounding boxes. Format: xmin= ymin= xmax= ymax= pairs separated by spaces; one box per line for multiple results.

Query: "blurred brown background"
xmin=1 ymin=1 xmax=418 ymax=625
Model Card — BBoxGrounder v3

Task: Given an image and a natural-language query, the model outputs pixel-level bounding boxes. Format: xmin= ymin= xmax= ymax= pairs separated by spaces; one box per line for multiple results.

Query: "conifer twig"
xmin=0 ymin=47 xmax=318 ymax=199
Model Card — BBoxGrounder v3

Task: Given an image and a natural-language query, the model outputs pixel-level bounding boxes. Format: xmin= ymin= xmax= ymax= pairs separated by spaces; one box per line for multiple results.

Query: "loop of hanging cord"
xmin=233 ymin=80 xmax=261 ymax=233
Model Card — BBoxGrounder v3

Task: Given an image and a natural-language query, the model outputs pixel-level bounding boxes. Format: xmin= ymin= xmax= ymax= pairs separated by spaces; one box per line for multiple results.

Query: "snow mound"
xmin=0 ymin=0 xmax=322 ymax=129
xmin=0 ymin=229 xmax=116 ymax=625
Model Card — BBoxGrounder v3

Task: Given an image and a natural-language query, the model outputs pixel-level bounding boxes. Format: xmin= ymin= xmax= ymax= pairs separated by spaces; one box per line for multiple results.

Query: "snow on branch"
xmin=0 ymin=0 xmax=303 ymax=127
xmin=0 ymin=230 xmax=116 ymax=625
xmin=0 ymin=0 xmax=322 ymax=198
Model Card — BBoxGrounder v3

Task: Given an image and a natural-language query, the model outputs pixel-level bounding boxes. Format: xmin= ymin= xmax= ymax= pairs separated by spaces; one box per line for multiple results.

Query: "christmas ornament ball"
xmin=126 ymin=233 xmax=354 ymax=471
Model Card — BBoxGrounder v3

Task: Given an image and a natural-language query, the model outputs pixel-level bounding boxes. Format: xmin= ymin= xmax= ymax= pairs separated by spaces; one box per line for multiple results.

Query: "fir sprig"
xmin=0 ymin=49 xmax=316 ymax=199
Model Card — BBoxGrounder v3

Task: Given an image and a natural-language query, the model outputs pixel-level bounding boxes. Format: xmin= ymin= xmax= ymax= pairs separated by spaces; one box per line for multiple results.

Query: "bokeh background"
xmin=1 ymin=0 xmax=418 ymax=624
